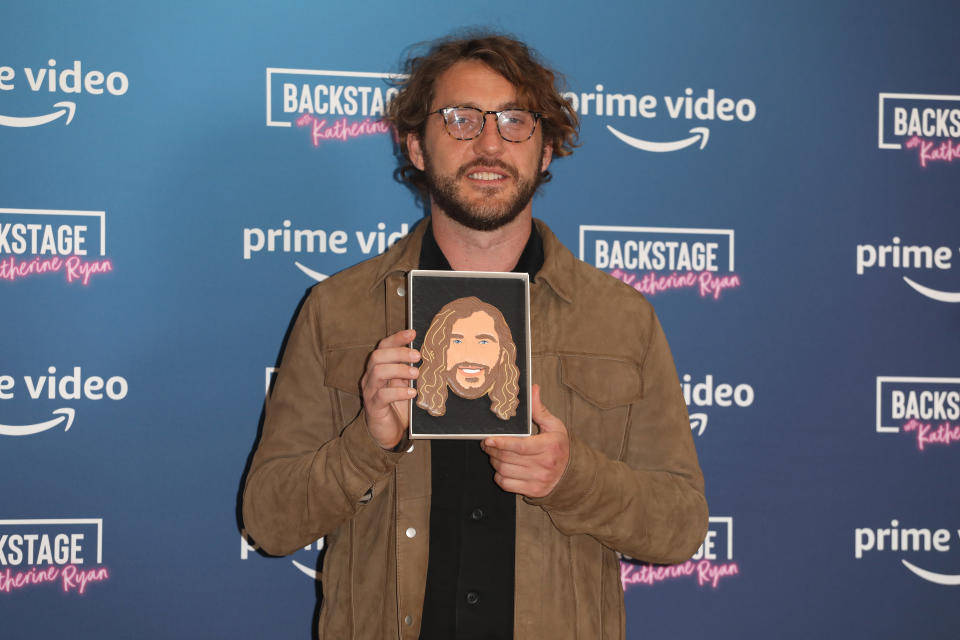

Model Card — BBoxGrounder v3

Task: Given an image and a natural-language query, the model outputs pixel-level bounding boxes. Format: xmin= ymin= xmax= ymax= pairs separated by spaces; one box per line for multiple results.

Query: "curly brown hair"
xmin=416 ymin=296 xmax=520 ymax=421
xmin=387 ymin=31 xmax=579 ymax=195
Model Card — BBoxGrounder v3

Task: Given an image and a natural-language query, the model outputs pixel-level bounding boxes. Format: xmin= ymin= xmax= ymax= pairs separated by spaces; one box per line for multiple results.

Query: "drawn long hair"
xmin=416 ymin=296 xmax=520 ymax=420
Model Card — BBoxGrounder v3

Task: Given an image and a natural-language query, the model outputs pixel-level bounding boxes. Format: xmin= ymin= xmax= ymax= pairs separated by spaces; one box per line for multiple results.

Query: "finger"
xmin=484 ymin=435 xmax=543 ymax=456
xmin=492 ymin=472 xmax=542 ymax=496
xmin=368 ymin=346 xmax=421 ymax=366
xmin=489 ymin=459 xmax=546 ymax=482
xmin=377 ymin=328 xmax=417 ymax=349
xmin=531 ymin=384 xmax=565 ymax=434
xmin=486 ymin=451 xmax=536 ymax=473
xmin=363 ymin=364 xmax=419 ymax=394
xmin=367 ymin=386 xmax=417 ymax=411
xmin=389 ymin=394 xmax=412 ymax=429
xmin=483 ymin=443 xmax=542 ymax=467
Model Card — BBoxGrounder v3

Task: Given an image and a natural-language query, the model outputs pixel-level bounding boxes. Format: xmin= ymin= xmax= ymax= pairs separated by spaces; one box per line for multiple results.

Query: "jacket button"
xmin=405 ymin=527 xmax=417 ymax=538
xmin=397 ymin=286 xmax=406 ymax=297
xmin=466 ymin=591 xmax=479 ymax=605
xmin=404 ymin=615 xmax=413 ymax=625
xmin=470 ymin=508 xmax=484 ymax=521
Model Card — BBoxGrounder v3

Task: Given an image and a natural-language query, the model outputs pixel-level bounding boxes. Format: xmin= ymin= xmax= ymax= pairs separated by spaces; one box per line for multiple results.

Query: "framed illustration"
xmin=408 ymin=270 xmax=532 ymax=439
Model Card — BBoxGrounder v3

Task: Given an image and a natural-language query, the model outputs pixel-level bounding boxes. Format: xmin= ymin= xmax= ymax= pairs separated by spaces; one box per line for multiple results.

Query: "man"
xmin=243 ymin=33 xmax=707 ymax=640
xmin=417 ymin=296 xmax=520 ymax=419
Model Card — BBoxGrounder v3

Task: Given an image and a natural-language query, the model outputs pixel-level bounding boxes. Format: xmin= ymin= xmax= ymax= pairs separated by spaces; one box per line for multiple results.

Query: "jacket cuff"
xmin=333 ymin=413 xmax=406 ymax=498
xmin=524 ymin=432 xmax=599 ymax=512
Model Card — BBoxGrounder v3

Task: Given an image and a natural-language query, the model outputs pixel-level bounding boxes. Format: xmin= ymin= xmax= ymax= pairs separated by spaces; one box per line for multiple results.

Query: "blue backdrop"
xmin=2 ymin=1 xmax=958 ymax=638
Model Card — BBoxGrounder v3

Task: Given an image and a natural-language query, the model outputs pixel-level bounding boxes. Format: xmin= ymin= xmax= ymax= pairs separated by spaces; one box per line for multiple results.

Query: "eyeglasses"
xmin=432 ymin=107 xmax=542 ymax=143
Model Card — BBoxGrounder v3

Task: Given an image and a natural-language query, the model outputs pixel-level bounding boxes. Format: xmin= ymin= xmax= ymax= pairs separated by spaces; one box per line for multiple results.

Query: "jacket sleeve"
xmin=242 ymin=291 xmax=403 ymax=556
xmin=526 ymin=311 xmax=708 ymax=565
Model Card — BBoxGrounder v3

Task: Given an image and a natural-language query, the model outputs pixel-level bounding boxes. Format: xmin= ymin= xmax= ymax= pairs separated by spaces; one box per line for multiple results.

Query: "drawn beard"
xmin=445 ymin=361 xmax=492 ymax=399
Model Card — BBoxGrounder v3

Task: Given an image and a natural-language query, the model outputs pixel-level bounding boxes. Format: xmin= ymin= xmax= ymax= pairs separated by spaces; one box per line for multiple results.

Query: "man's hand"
xmin=482 ymin=384 xmax=569 ymax=498
xmin=360 ymin=329 xmax=419 ymax=450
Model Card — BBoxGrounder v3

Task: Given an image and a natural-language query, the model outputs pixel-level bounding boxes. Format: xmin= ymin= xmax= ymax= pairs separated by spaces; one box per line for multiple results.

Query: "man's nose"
xmin=474 ymin=113 xmax=506 ymax=155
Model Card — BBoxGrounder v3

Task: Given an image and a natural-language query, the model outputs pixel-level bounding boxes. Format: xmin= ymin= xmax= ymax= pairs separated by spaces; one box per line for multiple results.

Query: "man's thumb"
xmin=532 ymin=384 xmax=564 ymax=433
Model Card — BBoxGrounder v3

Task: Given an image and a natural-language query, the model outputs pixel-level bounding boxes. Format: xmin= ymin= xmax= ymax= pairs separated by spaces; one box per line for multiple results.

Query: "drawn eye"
xmin=452 ymin=339 xmax=462 ymax=344
xmin=478 ymin=339 xmax=489 ymax=345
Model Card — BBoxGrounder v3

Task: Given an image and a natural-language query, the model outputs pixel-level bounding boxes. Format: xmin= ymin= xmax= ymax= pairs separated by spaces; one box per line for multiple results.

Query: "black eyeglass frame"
xmin=430 ymin=106 xmax=543 ymax=143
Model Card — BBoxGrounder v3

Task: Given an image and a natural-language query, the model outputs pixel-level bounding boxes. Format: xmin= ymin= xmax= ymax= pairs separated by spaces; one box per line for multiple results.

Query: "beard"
xmin=422 ymin=146 xmax=543 ymax=232
xmin=445 ymin=362 xmax=492 ymax=399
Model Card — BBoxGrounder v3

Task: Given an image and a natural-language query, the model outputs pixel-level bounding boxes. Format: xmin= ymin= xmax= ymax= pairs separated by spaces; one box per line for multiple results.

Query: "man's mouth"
xmin=458 ymin=160 xmax=516 ymax=183
xmin=466 ymin=171 xmax=506 ymax=181
xmin=454 ymin=363 xmax=488 ymax=376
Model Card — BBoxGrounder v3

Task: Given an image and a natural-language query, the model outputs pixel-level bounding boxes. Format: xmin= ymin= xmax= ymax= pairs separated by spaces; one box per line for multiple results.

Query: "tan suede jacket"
xmin=242 ymin=219 xmax=708 ymax=640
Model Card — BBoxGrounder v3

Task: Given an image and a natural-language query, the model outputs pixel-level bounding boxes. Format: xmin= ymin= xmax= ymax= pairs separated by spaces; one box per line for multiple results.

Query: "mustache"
xmin=456 ymin=159 xmax=518 ymax=180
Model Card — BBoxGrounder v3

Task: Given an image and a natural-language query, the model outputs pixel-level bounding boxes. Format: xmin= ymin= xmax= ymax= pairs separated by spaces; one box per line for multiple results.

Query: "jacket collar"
xmin=531 ymin=219 xmax=574 ymax=304
xmin=369 ymin=217 xmax=428 ymax=291
xmin=370 ymin=216 xmax=574 ymax=304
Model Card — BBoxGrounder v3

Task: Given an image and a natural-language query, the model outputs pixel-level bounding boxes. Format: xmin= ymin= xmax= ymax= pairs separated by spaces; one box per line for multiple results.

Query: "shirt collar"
xmin=418 ymin=220 xmax=544 ymax=278
xmin=371 ymin=216 xmax=573 ymax=304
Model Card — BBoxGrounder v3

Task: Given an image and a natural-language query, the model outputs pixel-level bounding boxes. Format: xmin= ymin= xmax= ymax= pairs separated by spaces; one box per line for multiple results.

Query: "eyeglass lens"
xmin=441 ymin=108 xmax=536 ymax=142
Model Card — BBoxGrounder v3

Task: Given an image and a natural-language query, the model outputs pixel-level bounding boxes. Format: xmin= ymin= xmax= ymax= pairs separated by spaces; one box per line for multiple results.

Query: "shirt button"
xmin=397 ymin=286 xmax=406 ymax=297
xmin=466 ymin=591 xmax=479 ymax=605
xmin=404 ymin=615 xmax=413 ymax=625
xmin=470 ymin=508 xmax=484 ymax=521
xmin=405 ymin=527 xmax=417 ymax=538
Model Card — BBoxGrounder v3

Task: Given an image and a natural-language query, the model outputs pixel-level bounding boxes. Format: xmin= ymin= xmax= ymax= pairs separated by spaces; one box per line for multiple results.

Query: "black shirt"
xmin=417 ymin=221 xmax=544 ymax=640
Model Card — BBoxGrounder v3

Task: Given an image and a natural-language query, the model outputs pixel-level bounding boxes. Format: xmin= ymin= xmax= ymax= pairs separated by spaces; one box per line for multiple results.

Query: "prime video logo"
xmin=856 ymin=237 xmax=959 ymax=303
xmin=0 ymin=59 xmax=129 ymax=128
xmin=563 ymin=85 xmax=757 ymax=153
xmin=855 ymin=519 xmax=960 ymax=586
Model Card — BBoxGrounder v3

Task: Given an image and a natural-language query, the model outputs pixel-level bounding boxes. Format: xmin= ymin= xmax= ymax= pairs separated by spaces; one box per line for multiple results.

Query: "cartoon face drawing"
xmin=445 ymin=310 xmax=502 ymax=398
xmin=416 ymin=296 xmax=520 ymax=420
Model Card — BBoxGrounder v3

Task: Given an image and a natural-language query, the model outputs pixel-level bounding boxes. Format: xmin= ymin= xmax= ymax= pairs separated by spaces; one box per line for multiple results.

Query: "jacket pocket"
xmin=323 ymin=345 xmax=373 ymax=394
xmin=323 ymin=345 xmax=372 ymax=428
xmin=558 ymin=354 xmax=642 ymax=460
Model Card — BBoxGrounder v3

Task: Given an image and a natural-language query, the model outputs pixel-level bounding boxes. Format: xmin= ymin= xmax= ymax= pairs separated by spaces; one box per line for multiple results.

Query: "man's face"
xmin=445 ymin=310 xmax=502 ymax=399
xmin=407 ymin=60 xmax=553 ymax=231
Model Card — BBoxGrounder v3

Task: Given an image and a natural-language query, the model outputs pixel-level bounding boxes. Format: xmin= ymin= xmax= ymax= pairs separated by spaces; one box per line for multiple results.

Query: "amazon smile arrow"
xmin=0 ymin=101 xmax=76 ymax=128
xmin=0 ymin=408 xmax=76 ymax=436
xmin=294 ymin=261 xmax=329 ymax=282
xmin=902 ymin=276 xmax=960 ymax=303
xmin=606 ymin=125 xmax=710 ymax=152
xmin=901 ymin=559 xmax=960 ymax=586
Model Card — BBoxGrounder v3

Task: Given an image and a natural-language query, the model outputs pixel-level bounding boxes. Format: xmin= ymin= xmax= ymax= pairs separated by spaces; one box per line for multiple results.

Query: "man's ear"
xmin=540 ymin=143 xmax=553 ymax=174
xmin=407 ymin=132 xmax=425 ymax=171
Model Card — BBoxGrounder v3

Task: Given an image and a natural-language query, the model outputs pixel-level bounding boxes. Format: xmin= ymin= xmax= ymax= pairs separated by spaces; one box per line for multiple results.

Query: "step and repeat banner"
xmin=2 ymin=1 xmax=957 ymax=638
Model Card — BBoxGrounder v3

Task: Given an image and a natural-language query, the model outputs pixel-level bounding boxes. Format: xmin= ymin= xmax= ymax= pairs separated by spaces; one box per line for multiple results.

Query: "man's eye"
xmin=452 ymin=339 xmax=462 ymax=344
xmin=448 ymin=111 xmax=477 ymax=126
xmin=478 ymin=339 xmax=488 ymax=344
